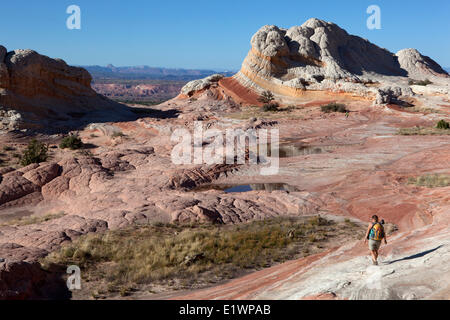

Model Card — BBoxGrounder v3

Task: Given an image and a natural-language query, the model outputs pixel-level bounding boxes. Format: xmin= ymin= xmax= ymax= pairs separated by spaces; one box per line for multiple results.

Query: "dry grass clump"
xmin=401 ymin=106 xmax=444 ymax=114
xmin=1 ymin=212 xmax=65 ymax=227
xmin=42 ymin=216 xmax=361 ymax=295
xmin=408 ymin=174 xmax=450 ymax=188
xmin=408 ymin=79 xmax=433 ymax=86
xmin=397 ymin=127 xmax=450 ymax=136
xmin=320 ymin=103 xmax=348 ymax=113
xmin=227 ymin=105 xmax=306 ymax=120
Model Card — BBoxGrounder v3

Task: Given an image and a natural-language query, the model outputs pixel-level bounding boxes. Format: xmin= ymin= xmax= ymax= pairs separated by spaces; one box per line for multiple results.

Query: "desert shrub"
xmin=258 ymin=90 xmax=275 ymax=104
xmin=3 ymin=145 xmax=15 ymax=152
xmin=20 ymin=139 xmax=48 ymax=166
xmin=59 ymin=135 xmax=84 ymax=150
xmin=409 ymin=79 xmax=433 ymax=86
xmin=263 ymin=103 xmax=280 ymax=112
xmin=112 ymin=131 xmax=126 ymax=138
xmin=285 ymin=105 xmax=297 ymax=112
xmin=397 ymin=126 xmax=450 ymax=136
xmin=1 ymin=212 xmax=65 ymax=227
xmin=436 ymin=120 xmax=450 ymax=130
xmin=321 ymin=103 xmax=348 ymax=113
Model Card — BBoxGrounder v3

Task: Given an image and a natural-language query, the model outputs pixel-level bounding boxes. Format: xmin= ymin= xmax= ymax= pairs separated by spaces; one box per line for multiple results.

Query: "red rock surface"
xmin=1 ymin=88 xmax=449 ymax=299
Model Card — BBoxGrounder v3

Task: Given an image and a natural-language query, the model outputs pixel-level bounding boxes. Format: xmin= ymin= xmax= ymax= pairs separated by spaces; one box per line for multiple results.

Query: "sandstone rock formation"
xmin=181 ymin=18 xmax=448 ymax=105
xmin=181 ymin=74 xmax=224 ymax=96
xmin=397 ymin=48 xmax=449 ymax=79
xmin=374 ymin=85 xmax=414 ymax=105
xmin=235 ymin=19 xmax=447 ymax=96
xmin=0 ymin=46 xmax=129 ymax=132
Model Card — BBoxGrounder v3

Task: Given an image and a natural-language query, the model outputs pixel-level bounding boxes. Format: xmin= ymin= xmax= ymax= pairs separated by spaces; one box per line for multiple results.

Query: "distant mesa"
xmin=84 ymin=65 xmax=235 ymax=81
xmin=181 ymin=18 xmax=448 ymax=104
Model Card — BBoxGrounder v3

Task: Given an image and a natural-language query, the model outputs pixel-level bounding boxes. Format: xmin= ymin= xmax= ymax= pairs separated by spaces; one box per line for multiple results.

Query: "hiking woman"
xmin=364 ymin=215 xmax=387 ymax=265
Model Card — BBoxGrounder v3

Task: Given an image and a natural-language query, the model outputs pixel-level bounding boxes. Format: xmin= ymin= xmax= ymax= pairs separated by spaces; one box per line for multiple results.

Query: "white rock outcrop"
xmin=225 ymin=18 xmax=449 ymax=100
xmin=181 ymin=74 xmax=224 ymax=96
xmin=396 ymin=49 xmax=449 ymax=79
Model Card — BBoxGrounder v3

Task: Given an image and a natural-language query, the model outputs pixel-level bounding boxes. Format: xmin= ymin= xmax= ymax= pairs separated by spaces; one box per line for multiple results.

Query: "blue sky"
xmin=1 ymin=0 xmax=449 ymax=70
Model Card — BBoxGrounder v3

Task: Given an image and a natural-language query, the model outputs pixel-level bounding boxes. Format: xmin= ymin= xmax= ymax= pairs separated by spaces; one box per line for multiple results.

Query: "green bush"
xmin=436 ymin=120 xmax=450 ymax=130
xmin=263 ymin=103 xmax=280 ymax=112
xmin=20 ymin=139 xmax=48 ymax=166
xmin=3 ymin=145 xmax=15 ymax=152
xmin=59 ymin=135 xmax=84 ymax=150
xmin=320 ymin=103 xmax=348 ymax=113
xmin=258 ymin=90 xmax=275 ymax=104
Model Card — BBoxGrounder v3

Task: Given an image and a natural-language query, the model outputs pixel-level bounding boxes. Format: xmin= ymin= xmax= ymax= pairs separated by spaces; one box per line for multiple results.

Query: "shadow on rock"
xmin=385 ymin=245 xmax=443 ymax=265
xmin=0 ymin=260 xmax=71 ymax=300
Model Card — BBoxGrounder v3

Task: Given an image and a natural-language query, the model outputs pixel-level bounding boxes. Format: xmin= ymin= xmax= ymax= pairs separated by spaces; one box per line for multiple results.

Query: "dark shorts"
xmin=369 ymin=240 xmax=381 ymax=251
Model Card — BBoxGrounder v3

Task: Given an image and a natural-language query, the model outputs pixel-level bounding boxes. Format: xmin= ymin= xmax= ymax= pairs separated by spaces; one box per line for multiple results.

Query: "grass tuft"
xmin=397 ymin=126 xmax=450 ymax=136
xmin=408 ymin=174 xmax=450 ymax=188
xmin=263 ymin=103 xmax=280 ymax=112
xmin=409 ymin=79 xmax=433 ymax=86
xmin=1 ymin=212 xmax=65 ymax=227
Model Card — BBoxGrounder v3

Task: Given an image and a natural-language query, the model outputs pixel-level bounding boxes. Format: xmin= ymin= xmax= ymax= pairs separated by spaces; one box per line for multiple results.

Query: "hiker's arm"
xmin=383 ymin=228 xmax=388 ymax=244
xmin=364 ymin=224 xmax=371 ymax=242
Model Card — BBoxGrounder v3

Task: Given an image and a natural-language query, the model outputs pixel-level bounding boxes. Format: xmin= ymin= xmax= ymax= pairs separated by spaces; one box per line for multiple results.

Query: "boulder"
xmin=374 ymin=85 xmax=414 ymax=105
xmin=22 ymin=163 xmax=61 ymax=187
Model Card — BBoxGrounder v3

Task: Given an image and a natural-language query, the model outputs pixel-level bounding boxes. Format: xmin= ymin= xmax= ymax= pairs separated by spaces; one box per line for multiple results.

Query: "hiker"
xmin=364 ymin=215 xmax=387 ymax=265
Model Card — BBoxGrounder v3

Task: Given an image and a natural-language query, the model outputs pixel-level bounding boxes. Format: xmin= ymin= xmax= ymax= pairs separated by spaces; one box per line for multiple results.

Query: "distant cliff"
xmin=83 ymin=65 xmax=235 ymax=81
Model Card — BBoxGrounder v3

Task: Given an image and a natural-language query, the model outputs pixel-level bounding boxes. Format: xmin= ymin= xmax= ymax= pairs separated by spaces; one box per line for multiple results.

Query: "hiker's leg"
xmin=374 ymin=249 xmax=379 ymax=261
xmin=371 ymin=250 xmax=377 ymax=262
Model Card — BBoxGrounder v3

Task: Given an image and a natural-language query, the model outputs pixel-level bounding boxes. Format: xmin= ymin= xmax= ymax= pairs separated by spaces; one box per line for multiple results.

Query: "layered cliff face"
xmin=182 ymin=18 xmax=448 ymax=102
xmin=0 ymin=45 xmax=126 ymax=131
